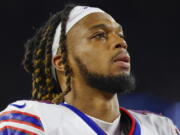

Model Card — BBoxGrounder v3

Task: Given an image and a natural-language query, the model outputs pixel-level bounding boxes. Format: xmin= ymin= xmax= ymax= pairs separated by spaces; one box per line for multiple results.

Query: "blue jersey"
xmin=0 ymin=100 xmax=179 ymax=135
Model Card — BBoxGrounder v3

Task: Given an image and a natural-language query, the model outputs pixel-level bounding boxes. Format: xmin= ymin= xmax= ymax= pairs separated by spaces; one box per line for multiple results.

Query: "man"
xmin=0 ymin=4 xmax=179 ymax=135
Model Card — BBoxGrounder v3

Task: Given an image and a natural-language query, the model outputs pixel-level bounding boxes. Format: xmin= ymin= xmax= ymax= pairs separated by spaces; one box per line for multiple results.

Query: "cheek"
xmin=75 ymin=45 xmax=110 ymax=74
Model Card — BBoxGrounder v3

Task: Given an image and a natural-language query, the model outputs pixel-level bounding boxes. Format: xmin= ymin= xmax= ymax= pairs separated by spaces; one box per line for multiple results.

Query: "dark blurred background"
xmin=0 ymin=0 xmax=179 ymax=128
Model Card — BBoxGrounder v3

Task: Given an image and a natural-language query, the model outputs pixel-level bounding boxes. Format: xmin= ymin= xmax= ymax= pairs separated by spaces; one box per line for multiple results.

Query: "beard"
xmin=74 ymin=57 xmax=136 ymax=95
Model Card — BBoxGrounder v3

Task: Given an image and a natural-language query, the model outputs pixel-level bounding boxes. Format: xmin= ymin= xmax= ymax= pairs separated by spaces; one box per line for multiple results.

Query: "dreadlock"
xmin=23 ymin=4 xmax=76 ymax=104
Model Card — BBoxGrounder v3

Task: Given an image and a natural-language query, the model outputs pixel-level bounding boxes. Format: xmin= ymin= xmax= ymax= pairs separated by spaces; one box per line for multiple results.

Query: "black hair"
xmin=23 ymin=4 xmax=76 ymax=103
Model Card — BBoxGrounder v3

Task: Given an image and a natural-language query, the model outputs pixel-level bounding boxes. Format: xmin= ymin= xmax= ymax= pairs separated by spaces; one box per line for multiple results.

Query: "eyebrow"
xmin=89 ymin=23 xmax=122 ymax=31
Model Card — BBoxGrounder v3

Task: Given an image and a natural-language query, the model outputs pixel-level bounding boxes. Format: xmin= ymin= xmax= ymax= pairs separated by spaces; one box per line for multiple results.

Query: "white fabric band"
xmin=51 ymin=6 xmax=105 ymax=80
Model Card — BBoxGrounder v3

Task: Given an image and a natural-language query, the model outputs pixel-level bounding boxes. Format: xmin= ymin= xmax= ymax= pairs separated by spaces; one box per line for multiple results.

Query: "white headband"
xmin=51 ymin=6 xmax=106 ymax=80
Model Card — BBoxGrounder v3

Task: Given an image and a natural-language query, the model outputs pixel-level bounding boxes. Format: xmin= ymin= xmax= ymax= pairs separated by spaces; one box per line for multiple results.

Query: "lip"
xmin=113 ymin=53 xmax=130 ymax=69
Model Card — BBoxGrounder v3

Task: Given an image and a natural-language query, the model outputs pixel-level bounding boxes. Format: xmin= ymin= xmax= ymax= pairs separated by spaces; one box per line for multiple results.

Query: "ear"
xmin=52 ymin=54 xmax=65 ymax=72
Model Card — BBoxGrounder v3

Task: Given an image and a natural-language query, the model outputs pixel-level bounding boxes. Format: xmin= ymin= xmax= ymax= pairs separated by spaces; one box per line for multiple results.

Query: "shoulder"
xmin=0 ymin=100 xmax=68 ymax=134
xmin=1 ymin=100 xmax=65 ymax=117
xmin=128 ymin=109 xmax=180 ymax=135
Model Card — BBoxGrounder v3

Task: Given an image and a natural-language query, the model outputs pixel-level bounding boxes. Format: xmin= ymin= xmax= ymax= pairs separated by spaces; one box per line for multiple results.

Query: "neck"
xmin=65 ymin=76 xmax=120 ymax=123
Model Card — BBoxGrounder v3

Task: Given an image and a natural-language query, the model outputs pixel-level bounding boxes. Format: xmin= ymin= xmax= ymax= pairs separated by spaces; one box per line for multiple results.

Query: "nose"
xmin=114 ymin=41 xmax=127 ymax=49
xmin=112 ymin=34 xmax=128 ymax=50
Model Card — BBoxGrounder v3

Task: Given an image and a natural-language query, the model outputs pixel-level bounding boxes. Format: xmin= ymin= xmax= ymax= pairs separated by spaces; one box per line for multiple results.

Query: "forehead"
xmin=67 ymin=12 xmax=122 ymax=35
xmin=80 ymin=12 xmax=118 ymax=27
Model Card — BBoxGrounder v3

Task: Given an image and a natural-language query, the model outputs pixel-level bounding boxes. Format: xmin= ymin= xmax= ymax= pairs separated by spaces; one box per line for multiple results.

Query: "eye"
xmin=91 ymin=32 xmax=107 ymax=40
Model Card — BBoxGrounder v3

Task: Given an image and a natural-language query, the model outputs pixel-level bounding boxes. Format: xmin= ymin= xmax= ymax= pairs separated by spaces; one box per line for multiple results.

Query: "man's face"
xmin=67 ymin=12 xmax=130 ymax=76
xmin=66 ymin=12 xmax=135 ymax=94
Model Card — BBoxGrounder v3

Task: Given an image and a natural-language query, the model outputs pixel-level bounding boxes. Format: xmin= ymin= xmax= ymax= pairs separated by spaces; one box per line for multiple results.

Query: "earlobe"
xmin=52 ymin=54 xmax=65 ymax=72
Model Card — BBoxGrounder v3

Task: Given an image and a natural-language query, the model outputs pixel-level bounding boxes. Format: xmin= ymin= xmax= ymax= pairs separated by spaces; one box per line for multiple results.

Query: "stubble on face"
xmin=74 ymin=57 xmax=136 ymax=95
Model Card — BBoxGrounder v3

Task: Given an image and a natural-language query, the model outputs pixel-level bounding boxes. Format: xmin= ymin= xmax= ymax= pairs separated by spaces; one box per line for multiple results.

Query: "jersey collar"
xmin=60 ymin=103 xmax=141 ymax=135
